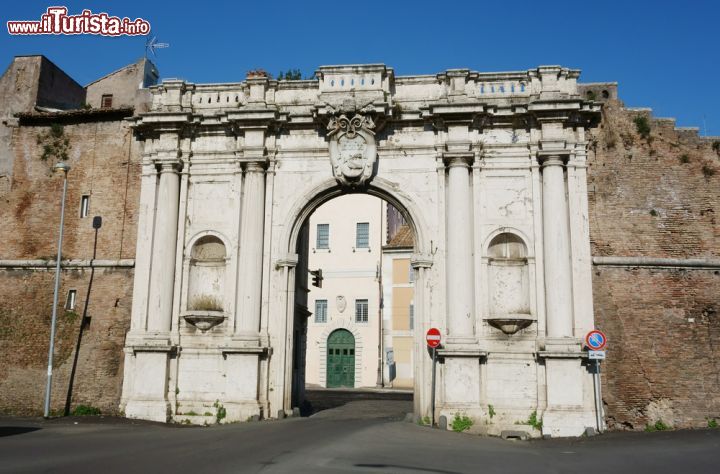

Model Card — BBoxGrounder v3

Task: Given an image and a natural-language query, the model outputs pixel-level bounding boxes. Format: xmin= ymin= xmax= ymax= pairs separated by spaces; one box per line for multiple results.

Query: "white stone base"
xmin=542 ymin=408 xmax=596 ymax=438
xmin=125 ymin=398 xmax=170 ymax=422
xmin=122 ymin=350 xmax=171 ymax=422
xmin=542 ymin=355 xmax=597 ymax=437
xmin=222 ymin=401 xmax=262 ymax=423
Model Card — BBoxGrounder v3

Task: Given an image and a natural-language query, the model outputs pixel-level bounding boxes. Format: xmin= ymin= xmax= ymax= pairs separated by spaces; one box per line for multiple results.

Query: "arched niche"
xmin=486 ymin=233 xmax=532 ymax=334
xmin=187 ymin=235 xmax=227 ymax=312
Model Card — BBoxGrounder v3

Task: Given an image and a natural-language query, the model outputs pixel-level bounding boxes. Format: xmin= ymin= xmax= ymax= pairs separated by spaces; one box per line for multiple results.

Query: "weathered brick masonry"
xmin=587 ymin=100 xmax=720 ymax=429
xmin=0 ymin=115 xmax=139 ymax=415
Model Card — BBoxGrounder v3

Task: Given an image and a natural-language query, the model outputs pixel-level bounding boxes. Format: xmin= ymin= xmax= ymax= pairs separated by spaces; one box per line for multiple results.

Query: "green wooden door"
xmin=327 ymin=329 xmax=355 ymax=388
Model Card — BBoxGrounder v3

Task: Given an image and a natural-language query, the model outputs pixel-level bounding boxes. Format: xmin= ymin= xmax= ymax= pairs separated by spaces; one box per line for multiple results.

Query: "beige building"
xmin=381 ymin=224 xmax=415 ymax=388
xmin=304 ymin=194 xmax=384 ymax=388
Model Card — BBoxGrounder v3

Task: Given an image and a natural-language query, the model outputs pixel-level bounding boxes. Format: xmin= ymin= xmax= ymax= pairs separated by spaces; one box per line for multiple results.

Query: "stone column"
xmin=236 ymin=162 xmax=266 ymax=338
xmin=147 ymin=159 xmax=182 ymax=333
xmin=540 ymin=155 xmax=573 ymax=338
xmin=445 ymin=155 xmax=475 ymax=343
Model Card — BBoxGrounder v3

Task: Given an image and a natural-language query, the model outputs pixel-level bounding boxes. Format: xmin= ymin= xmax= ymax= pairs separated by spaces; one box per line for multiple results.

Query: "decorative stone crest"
xmin=336 ymin=295 xmax=347 ymax=313
xmin=327 ymin=113 xmax=377 ymax=187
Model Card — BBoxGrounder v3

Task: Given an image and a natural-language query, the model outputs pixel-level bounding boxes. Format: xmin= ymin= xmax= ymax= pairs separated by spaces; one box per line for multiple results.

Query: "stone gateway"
xmin=121 ymin=64 xmax=601 ymax=437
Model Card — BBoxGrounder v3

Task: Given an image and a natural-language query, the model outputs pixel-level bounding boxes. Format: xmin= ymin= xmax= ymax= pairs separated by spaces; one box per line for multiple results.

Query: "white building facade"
xmin=304 ymin=194 xmax=384 ymax=389
xmin=121 ymin=64 xmax=601 ymax=437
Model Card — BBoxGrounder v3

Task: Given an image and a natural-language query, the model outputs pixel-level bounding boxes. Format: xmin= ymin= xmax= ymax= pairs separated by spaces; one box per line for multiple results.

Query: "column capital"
xmin=443 ymin=153 xmax=474 ymax=168
xmin=152 ymin=156 xmax=184 ymax=173
xmin=537 ymin=152 xmax=567 ymax=168
xmin=275 ymin=253 xmax=299 ymax=269
xmin=244 ymin=161 xmax=267 ymax=173
xmin=411 ymin=254 xmax=433 ymax=269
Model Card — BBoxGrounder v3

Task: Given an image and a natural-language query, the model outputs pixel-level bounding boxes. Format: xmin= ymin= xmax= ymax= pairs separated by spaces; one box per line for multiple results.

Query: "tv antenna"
xmin=145 ymin=35 xmax=169 ymax=58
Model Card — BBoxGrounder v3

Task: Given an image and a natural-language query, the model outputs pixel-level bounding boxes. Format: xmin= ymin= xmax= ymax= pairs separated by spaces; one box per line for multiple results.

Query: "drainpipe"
xmin=376 ymin=200 xmax=384 ymax=388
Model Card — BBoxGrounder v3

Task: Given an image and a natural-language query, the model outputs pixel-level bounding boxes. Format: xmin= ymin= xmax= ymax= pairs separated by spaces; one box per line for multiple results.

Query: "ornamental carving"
xmin=327 ymin=113 xmax=377 ymax=187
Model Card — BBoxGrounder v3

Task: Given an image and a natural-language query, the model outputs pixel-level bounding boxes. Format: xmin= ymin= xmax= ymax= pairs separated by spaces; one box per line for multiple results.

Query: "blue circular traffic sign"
xmin=585 ymin=330 xmax=607 ymax=350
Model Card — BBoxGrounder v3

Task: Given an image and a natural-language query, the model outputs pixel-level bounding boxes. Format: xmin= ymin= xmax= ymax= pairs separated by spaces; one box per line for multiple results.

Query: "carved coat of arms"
xmin=327 ymin=113 xmax=377 ymax=187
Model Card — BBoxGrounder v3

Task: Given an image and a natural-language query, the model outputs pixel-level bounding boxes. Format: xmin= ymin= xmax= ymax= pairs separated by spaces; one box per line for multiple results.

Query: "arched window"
xmin=187 ymin=235 xmax=226 ymax=312
xmin=487 ymin=233 xmax=530 ymax=318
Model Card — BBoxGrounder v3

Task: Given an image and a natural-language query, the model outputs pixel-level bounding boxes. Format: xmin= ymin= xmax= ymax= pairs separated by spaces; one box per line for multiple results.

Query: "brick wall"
xmin=0 ymin=115 xmax=140 ymax=415
xmin=587 ymin=101 xmax=720 ymax=429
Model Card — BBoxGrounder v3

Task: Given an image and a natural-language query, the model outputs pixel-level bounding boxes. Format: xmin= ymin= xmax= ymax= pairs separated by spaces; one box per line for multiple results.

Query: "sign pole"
xmin=596 ymin=358 xmax=604 ymax=432
xmin=593 ymin=359 xmax=601 ymax=432
xmin=585 ymin=329 xmax=607 ymax=434
xmin=425 ymin=328 xmax=441 ymax=428
xmin=431 ymin=346 xmax=436 ymax=427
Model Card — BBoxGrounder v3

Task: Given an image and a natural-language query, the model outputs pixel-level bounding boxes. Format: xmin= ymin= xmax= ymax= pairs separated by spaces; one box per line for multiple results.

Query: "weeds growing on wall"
xmin=36 ymin=123 xmax=70 ymax=164
xmin=451 ymin=413 xmax=473 ymax=432
xmin=644 ymin=420 xmax=669 ymax=432
xmin=527 ymin=411 xmax=543 ymax=431
xmin=214 ymin=400 xmax=226 ymax=423
xmin=633 ymin=116 xmax=651 ymax=140
xmin=72 ymin=405 xmax=101 ymax=416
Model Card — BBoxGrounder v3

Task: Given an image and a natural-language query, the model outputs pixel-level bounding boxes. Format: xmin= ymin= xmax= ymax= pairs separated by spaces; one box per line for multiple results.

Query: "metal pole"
xmin=593 ymin=358 xmax=601 ymax=432
xmin=430 ymin=346 xmax=436 ymax=426
xmin=596 ymin=359 xmax=604 ymax=432
xmin=44 ymin=171 xmax=68 ymax=418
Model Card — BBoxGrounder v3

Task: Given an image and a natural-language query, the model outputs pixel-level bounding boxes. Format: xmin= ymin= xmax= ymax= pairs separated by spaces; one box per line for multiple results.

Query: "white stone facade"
xmin=121 ymin=64 xmax=601 ymax=437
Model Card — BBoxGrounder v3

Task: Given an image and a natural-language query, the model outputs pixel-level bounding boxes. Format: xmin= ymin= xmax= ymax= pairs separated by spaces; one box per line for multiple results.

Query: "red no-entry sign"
xmin=426 ymin=328 xmax=441 ymax=348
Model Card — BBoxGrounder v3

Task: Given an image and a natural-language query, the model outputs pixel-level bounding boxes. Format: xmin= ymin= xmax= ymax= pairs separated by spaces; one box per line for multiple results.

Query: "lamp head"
xmin=53 ymin=162 xmax=71 ymax=174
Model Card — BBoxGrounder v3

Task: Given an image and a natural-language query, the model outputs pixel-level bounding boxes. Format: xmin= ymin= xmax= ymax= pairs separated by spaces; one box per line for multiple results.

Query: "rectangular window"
xmin=80 ymin=195 xmax=90 ymax=218
xmin=355 ymin=299 xmax=369 ymax=323
xmin=409 ymin=303 xmax=414 ymax=330
xmin=314 ymin=299 xmax=327 ymax=323
xmin=356 ymin=222 xmax=369 ymax=248
xmin=65 ymin=289 xmax=77 ymax=310
xmin=316 ymin=224 xmax=329 ymax=249
xmin=101 ymin=94 xmax=113 ymax=109
xmin=408 ymin=263 xmax=415 ymax=283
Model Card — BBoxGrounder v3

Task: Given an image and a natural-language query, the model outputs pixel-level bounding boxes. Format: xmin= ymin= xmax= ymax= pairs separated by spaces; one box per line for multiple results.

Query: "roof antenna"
xmin=145 ymin=34 xmax=169 ymax=58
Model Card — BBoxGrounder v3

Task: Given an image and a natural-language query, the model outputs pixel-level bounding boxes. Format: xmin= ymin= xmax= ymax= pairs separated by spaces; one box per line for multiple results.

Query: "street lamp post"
xmin=44 ymin=162 xmax=70 ymax=418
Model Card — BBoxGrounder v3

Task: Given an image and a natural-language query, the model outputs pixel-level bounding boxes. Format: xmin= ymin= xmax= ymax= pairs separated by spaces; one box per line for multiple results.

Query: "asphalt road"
xmin=1 ymin=390 xmax=718 ymax=474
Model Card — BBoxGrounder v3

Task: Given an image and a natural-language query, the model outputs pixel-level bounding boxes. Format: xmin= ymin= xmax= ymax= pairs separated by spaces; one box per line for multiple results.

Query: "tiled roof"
xmin=385 ymin=224 xmax=414 ymax=249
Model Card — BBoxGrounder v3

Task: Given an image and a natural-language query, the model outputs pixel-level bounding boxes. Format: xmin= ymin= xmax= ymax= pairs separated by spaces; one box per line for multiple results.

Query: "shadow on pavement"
xmin=302 ymin=388 xmax=413 ymax=419
xmin=0 ymin=426 xmax=41 ymax=437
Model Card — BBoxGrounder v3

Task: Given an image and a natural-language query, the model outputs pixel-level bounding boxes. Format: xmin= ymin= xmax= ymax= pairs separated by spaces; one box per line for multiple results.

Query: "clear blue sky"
xmin=3 ymin=1 xmax=719 ymax=135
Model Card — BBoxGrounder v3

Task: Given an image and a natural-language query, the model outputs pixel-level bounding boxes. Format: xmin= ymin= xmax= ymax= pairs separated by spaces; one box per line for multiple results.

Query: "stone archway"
xmin=121 ymin=63 xmax=601 ymax=437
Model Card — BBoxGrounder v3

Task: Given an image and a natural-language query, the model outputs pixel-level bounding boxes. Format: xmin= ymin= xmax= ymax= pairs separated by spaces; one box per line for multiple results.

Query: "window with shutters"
xmin=315 ymin=299 xmax=327 ymax=323
xmin=355 ymin=299 xmax=369 ymax=323
xmin=101 ymin=94 xmax=113 ymax=109
xmin=356 ymin=222 xmax=369 ymax=248
xmin=316 ymin=224 xmax=329 ymax=249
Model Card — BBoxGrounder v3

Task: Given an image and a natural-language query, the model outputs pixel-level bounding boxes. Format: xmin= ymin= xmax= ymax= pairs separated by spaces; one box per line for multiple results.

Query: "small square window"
xmin=65 ymin=289 xmax=77 ymax=310
xmin=356 ymin=222 xmax=369 ymax=248
xmin=101 ymin=94 xmax=113 ymax=109
xmin=314 ymin=299 xmax=327 ymax=323
xmin=316 ymin=224 xmax=329 ymax=249
xmin=355 ymin=299 xmax=369 ymax=323
xmin=80 ymin=195 xmax=90 ymax=218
